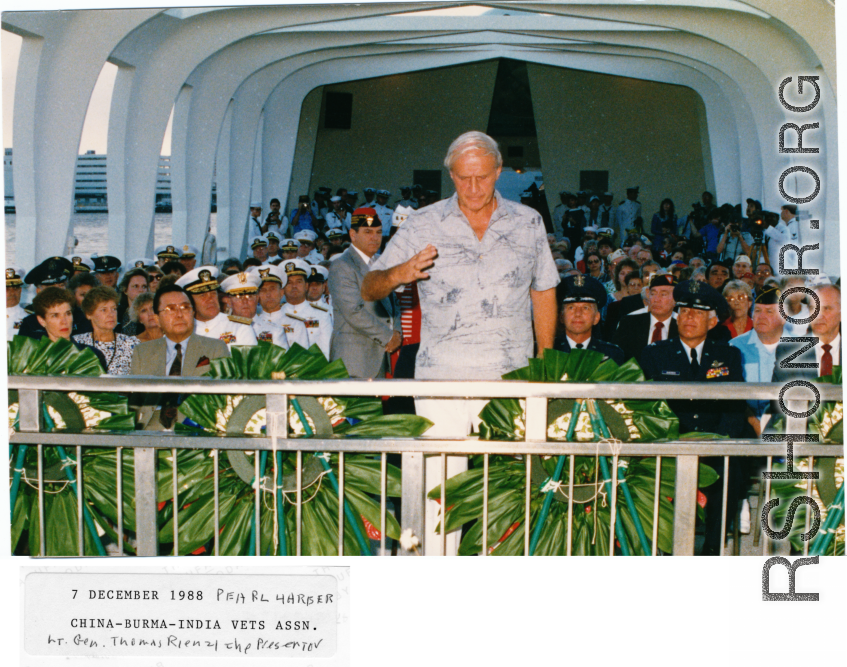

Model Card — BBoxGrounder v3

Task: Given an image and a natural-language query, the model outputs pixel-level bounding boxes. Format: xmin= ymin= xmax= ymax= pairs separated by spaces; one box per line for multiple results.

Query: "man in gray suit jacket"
xmin=130 ymin=284 xmax=230 ymax=430
xmin=328 ymin=208 xmax=402 ymax=378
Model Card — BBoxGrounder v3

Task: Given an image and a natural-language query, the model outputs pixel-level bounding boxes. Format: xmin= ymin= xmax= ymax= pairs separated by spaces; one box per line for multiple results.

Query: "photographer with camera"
xmin=716 ymin=199 xmax=757 ymax=262
xmin=289 ymin=194 xmax=317 ymax=236
xmin=689 ymin=207 xmax=723 ymax=261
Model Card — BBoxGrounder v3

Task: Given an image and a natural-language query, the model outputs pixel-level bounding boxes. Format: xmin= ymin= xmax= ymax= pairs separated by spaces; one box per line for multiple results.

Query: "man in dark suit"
xmin=613 ymin=273 xmax=679 ymax=362
xmin=772 ymin=282 xmax=841 ymax=384
xmin=770 ymin=281 xmax=841 ymax=508
xmin=554 ymin=274 xmax=624 ymax=365
xmin=328 ymin=208 xmax=402 ymax=378
xmin=641 ymin=280 xmax=746 ymax=555
xmin=130 ymin=284 xmax=230 ymax=430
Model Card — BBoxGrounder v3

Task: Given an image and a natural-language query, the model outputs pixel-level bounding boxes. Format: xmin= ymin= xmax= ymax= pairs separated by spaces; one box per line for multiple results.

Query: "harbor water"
xmin=4 ymin=212 xmax=218 ymax=269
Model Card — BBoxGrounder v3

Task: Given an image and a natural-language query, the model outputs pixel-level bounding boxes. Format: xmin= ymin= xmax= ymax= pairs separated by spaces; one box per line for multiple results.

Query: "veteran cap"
xmin=649 ymin=273 xmax=678 ymax=289
xmin=350 ymin=207 xmax=381 ymax=229
xmin=176 ymin=265 xmax=220 ymax=294
xmin=220 ymin=271 xmax=261 ymax=295
xmin=755 ymin=285 xmax=782 ymax=306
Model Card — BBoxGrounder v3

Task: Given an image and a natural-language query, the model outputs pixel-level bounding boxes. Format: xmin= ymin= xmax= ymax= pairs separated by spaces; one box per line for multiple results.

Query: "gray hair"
xmin=722 ymin=279 xmax=752 ymax=301
xmin=443 ymin=131 xmax=503 ymax=171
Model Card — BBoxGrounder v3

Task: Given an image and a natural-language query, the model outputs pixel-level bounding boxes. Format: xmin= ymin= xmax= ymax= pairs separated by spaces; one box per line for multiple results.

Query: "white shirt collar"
xmin=351 ymin=244 xmax=375 ymax=266
xmin=679 ymin=338 xmax=706 ymax=364
xmin=648 ymin=313 xmax=673 ymax=342
xmin=566 ymin=335 xmax=591 ymax=350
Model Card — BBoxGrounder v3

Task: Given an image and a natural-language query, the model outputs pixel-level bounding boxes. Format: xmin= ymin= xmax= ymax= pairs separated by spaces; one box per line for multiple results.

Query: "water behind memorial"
xmin=4 ymin=212 xmax=218 ymax=267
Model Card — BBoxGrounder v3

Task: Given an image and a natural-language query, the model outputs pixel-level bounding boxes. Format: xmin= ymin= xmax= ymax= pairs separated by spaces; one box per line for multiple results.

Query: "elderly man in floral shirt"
xmin=363 ymin=131 xmax=559 ymax=555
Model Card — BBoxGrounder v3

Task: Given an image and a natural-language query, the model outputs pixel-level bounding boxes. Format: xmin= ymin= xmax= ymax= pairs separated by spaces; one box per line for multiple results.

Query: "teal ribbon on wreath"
xmin=809 ymin=483 xmax=844 ymax=556
xmin=587 ymin=399 xmax=652 ymax=556
xmin=528 ymin=400 xmax=584 ymax=556
xmin=290 ymin=397 xmax=371 ymax=556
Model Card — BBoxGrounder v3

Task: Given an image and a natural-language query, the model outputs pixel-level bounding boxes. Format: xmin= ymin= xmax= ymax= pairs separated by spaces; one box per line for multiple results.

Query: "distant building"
xmin=3 ymin=149 xmax=215 ymax=213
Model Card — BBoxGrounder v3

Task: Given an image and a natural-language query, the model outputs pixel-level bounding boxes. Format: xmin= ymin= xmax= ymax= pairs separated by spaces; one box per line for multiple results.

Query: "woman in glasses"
xmin=721 ymin=279 xmax=754 ymax=338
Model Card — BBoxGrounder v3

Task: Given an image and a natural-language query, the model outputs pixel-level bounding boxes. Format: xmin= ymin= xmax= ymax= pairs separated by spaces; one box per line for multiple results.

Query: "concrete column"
xmin=214 ymin=101 xmax=234 ymax=262
xmin=106 ymin=64 xmax=135 ymax=260
xmin=169 ymin=84 xmax=193 ymax=249
xmin=285 ymin=87 xmax=324 ymax=212
xmin=5 ymin=10 xmax=159 ymax=268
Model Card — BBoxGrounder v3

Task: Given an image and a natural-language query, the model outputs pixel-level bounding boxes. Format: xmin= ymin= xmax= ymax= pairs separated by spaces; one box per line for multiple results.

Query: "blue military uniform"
xmin=553 ymin=274 xmax=625 ymax=365
xmin=640 ymin=280 xmax=747 ymax=555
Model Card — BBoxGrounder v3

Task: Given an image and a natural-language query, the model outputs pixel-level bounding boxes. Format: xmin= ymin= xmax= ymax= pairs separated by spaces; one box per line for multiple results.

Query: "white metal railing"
xmin=7 ymin=376 xmax=843 ymax=557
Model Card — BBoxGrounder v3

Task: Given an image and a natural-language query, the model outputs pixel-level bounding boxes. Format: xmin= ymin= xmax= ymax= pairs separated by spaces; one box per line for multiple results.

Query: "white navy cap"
xmin=179 ymin=244 xmax=199 ymax=259
xmin=281 ymin=258 xmax=310 ymax=278
xmin=294 ymin=230 xmax=317 ymax=244
xmin=176 ymin=265 xmax=220 ymax=294
xmin=250 ymin=263 xmax=287 ymax=288
xmin=392 ymin=205 xmax=414 ymax=228
xmin=220 ymin=271 xmax=261 ymax=295
xmin=250 ymin=235 xmax=269 ymax=249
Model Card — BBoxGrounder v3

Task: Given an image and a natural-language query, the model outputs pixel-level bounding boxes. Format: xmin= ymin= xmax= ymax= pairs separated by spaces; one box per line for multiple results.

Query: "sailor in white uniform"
xmin=220 ymin=271 xmax=289 ymax=349
xmin=306 ymin=264 xmax=333 ymax=326
xmin=599 ymin=192 xmax=617 ymax=230
xmin=6 ymin=268 xmax=27 ymax=340
xmin=279 ymin=258 xmax=332 ymax=358
xmin=247 ymin=201 xmax=264 ymax=239
xmin=253 ymin=264 xmax=311 ymax=350
xmin=615 ymin=186 xmax=642 ymax=240
xmin=372 ymin=190 xmax=394 ymax=238
xmin=178 ymin=244 xmax=199 ymax=272
xmin=176 ymin=266 xmax=258 ymax=349
xmin=397 ymin=186 xmax=416 ymax=209
xmin=325 ymin=196 xmax=352 ymax=233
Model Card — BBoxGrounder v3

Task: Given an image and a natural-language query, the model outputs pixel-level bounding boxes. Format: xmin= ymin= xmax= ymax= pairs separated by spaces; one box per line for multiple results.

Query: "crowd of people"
xmin=5 ymin=130 xmax=840 ymax=556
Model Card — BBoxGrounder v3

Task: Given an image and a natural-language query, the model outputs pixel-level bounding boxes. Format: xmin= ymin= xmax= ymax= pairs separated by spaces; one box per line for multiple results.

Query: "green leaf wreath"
xmin=9 ymin=338 xmax=432 ymax=556
xmin=429 ymin=349 xmax=718 ymax=556
xmin=162 ymin=343 xmax=432 ymax=556
xmin=8 ymin=336 xmax=135 ymax=556
xmin=768 ymin=367 xmax=843 ymax=556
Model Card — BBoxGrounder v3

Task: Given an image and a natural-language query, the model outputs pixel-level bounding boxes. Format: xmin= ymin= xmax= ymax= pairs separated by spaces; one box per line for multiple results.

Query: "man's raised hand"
xmin=398 ymin=245 xmax=437 ymax=284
